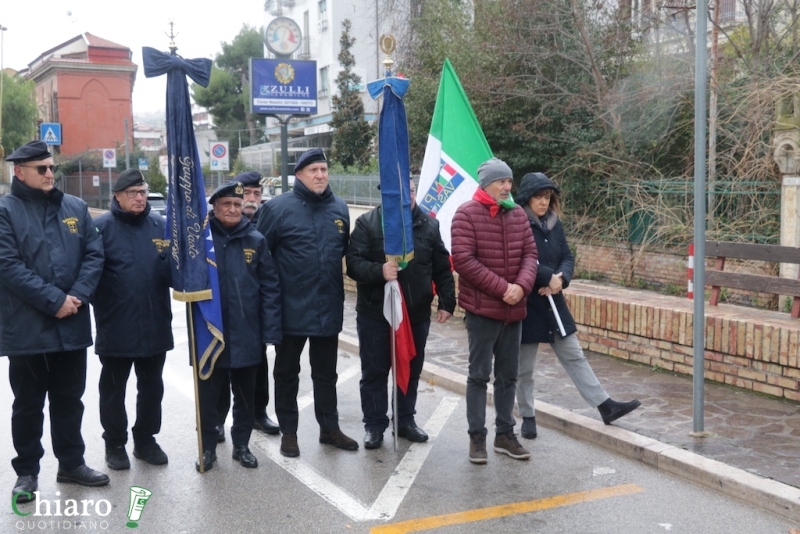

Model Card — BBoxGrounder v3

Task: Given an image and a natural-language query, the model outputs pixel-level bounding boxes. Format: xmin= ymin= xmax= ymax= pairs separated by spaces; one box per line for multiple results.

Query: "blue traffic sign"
xmin=40 ymin=123 xmax=62 ymax=146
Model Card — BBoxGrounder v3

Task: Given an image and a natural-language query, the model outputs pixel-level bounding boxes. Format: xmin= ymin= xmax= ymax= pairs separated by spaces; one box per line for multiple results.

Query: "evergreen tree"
xmin=192 ymin=25 xmax=265 ymax=162
xmin=330 ymin=20 xmax=373 ymax=171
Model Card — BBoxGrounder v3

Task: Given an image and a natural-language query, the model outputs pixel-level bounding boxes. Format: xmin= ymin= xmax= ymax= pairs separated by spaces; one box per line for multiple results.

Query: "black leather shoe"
xmin=195 ymin=450 xmax=217 ymax=473
xmin=105 ymin=445 xmax=130 ymax=470
xmin=133 ymin=442 xmax=168 ymax=465
xmin=56 ymin=465 xmax=110 ymax=487
xmin=216 ymin=425 xmax=226 ymax=443
xmin=397 ymin=423 xmax=429 ymax=443
xmin=364 ymin=430 xmax=383 ymax=450
xmin=232 ymin=446 xmax=258 ymax=468
xmin=253 ymin=414 xmax=281 ymax=435
xmin=319 ymin=429 xmax=359 ymax=451
xmin=12 ymin=475 xmax=37 ymax=503
xmin=598 ymin=398 xmax=642 ymax=425
xmin=280 ymin=433 xmax=300 ymax=457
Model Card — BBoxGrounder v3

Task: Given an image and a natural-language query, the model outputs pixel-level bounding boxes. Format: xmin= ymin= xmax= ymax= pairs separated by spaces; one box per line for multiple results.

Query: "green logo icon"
xmin=126 ymin=486 xmax=152 ymax=528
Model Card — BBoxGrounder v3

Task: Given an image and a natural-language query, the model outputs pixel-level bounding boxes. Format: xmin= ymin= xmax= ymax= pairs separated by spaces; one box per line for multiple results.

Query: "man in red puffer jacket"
xmin=451 ymin=157 xmax=538 ymax=465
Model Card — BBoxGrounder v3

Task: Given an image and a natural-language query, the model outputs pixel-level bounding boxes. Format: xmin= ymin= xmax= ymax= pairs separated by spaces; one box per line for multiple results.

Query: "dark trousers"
xmin=98 ymin=353 xmax=166 ymax=448
xmin=217 ymin=345 xmax=270 ymax=425
xmin=8 ymin=350 xmax=87 ymax=475
xmin=199 ymin=366 xmax=257 ymax=451
xmin=465 ymin=312 xmax=521 ymax=436
xmin=357 ymin=314 xmax=430 ymax=432
xmin=273 ymin=334 xmax=339 ymax=434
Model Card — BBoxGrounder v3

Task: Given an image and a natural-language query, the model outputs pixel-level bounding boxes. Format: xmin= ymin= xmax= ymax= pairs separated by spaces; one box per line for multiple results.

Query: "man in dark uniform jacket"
xmin=216 ymin=171 xmax=280 ymax=441
xmin=92 ymin=169 xmax=173 ymax=471
xmin=196 ymin=181 xmax=282 ymax=472
xmin=0 ymin=141 xmax=108 ymax=504
xmin=347 ymin=180 xmax=456 ymax=449
xmin=256 ymin=148 xmax=358 ymax=457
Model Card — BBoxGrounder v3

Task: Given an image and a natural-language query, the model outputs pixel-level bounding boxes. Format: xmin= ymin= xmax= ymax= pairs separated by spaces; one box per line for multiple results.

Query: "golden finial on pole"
xmin=379 ymin=34 xmax=396 ymax=77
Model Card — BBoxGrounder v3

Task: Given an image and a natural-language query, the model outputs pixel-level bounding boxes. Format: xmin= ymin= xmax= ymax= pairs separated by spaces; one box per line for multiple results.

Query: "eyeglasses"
xmin=123 ymin=189 xmax=149 ymax=198
xmin=20 ymin=164 xmax=59 ymax=176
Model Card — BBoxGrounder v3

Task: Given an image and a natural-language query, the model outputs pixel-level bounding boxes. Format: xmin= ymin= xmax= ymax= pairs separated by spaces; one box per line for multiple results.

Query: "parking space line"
xmin=250 ymin=394 xmax=460 ymax=522
xmin=368 ymin=397 xmax=460 ymax=520
xmin=369 ymin=483 xmax=645 ymax=534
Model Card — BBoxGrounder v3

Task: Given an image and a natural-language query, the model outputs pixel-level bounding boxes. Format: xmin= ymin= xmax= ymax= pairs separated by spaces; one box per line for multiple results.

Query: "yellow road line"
xmin=370 ymin=483 xmax=644 ymax=534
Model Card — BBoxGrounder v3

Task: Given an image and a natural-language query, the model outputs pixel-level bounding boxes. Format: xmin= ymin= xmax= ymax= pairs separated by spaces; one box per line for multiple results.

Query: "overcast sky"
xmin=2 ymin=0 xmax=265 ymax=114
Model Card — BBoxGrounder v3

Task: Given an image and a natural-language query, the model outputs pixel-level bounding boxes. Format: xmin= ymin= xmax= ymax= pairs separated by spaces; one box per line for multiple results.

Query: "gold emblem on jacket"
xmin=152 ymin=239 xmax=170 ymax=253
xmin=62 ymin=217 xmax=79 ymax=233
xmin=334 ymin=219 xmax=345 ymax=234
xmin=243 ymin=248 xmax=256 ymax=263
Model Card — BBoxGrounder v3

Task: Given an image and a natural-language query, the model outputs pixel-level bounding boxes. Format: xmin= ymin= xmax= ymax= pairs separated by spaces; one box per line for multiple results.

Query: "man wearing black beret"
xmin=256 ymin=148 xmax=359 ymax=457
xmin=92 ymin=169 xmax=173 ymax=471
xmin=216 ymin=171 xmax=281 ymax=441
xmin=0 ymin=140 xmax=107 ymax=503
xmin=196 ymin=181 xmax=282 ymax=472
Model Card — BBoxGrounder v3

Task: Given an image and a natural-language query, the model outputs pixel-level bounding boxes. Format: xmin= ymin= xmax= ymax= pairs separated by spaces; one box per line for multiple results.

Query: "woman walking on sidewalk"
xmin=515 ymin=172 xmax=641 ymax=439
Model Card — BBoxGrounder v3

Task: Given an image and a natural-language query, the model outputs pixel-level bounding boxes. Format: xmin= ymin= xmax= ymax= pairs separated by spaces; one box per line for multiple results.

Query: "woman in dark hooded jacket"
xmin=515 ymin=173 xmax=641 ymax=439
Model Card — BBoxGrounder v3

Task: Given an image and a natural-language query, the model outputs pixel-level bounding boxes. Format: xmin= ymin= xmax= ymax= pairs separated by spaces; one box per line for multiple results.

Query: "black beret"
xmin=6 ymin=140 xmax=52 ymax=163
xmin=112 ymin=169 xmax=147 ymax=192
xmin=209 ymin=181 xmax=244 ymax=204
xmin=293 ymin=148 xmax=327 ymax=174
xmin=234 ymin=171 xmax=263 ymax=187
xmin=516 ymin=172 xmax=560 ymax=207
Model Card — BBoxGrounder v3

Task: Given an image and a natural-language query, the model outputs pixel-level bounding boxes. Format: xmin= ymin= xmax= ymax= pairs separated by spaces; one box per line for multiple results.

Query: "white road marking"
xmin=368 ymin=396 xmax=459 ymax=520
xmin=163 ymin=351 xmax=458 ymax=522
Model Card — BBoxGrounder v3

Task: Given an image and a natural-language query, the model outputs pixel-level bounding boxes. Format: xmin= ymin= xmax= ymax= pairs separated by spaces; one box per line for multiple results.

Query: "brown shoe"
xmin=469 ymin=433 xmax=487 ymax=464
xmin=493 ymin=431 xmax=530 ymax=460
xmin=319 ymin=429 xmax=359 ymax=451
xmin=280 ymin=433 xmax=300 ymax=457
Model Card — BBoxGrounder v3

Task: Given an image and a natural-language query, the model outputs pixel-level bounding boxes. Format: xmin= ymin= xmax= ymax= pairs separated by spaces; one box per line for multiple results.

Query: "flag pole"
xmin=390 ymin=282 xmax=399 ymax=453
xmin=186 ymin=303 xmax=206 ymax=473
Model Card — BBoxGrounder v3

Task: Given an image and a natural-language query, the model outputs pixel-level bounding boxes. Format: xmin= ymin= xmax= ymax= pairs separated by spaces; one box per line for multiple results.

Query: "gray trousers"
xmin=465 ymin=312 xmax=521 ymax=436
xmin=517 ymin=333 xmax=609 ymax=418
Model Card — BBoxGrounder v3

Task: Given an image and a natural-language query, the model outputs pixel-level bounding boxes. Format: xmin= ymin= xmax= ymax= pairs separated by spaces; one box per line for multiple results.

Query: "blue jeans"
xmin=465 ymin=312 xmax=521 ymax=436
xmin=357 ymin=314 xmax=430 ymax=432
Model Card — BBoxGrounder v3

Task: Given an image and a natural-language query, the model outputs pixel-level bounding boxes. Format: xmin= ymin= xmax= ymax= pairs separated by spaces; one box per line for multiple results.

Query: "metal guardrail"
xmin=328 ymin=174 xmax=381 ymax=206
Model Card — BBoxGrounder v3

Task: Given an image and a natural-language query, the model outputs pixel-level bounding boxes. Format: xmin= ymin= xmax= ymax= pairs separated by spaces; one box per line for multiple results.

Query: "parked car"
xmin=148 ymin=192 xmax=167 ymax=217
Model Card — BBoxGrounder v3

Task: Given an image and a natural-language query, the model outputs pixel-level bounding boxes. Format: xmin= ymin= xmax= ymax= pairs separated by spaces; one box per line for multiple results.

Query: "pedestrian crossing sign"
xmin=40 ymin=123 xmax=62 ymax=146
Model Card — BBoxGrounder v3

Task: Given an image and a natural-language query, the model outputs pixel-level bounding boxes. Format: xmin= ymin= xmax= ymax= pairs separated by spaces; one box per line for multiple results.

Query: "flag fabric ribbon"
xmin=368 ymin=76 xmax=414 ymax=266
xmin=416 ymin=59 xmax=494 ymax=252
xmin=142 ymin=46 xmax=224 ymax=379
xmin=383 ymin=281 xmax=417 ymax=395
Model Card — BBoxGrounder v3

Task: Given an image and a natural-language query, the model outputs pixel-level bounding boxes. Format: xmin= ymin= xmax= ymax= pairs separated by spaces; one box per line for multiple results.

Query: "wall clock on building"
xmin=264 ymin=17 xmax=302 ymax=56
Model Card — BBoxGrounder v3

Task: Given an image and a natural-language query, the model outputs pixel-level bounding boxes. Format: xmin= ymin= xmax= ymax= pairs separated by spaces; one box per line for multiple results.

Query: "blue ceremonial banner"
xmin=368 ymin=76 xmax=414 ymax=264
xmin=142 ymin=46 xmax=224 ymax=379
xmin=250 ymin=58 xmax=317 ymax=115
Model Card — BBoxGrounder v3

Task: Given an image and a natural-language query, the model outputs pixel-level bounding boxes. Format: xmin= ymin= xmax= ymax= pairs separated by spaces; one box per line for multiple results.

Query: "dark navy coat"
xmin=211 ymin=215 xmax=282 ymax=368
xmin=521 ymin=211 xmax=578 ymax=344
xmin=92 ymin=199 xmax=174 ymax=357
xmin=346 ymin=205 xmax=456 ymax=324
xmin=0 ymin=178 xmax=104 ymax=356
xmin=256 ymin=180 xmax=349 ymax=337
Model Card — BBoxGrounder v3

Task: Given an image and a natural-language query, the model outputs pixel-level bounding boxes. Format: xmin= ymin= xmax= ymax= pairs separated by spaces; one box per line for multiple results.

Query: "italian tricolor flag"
xmin=383 ymin=281 xmax=417 ymax=394
xmin=416 ymin=59 xmax=494 ymax=252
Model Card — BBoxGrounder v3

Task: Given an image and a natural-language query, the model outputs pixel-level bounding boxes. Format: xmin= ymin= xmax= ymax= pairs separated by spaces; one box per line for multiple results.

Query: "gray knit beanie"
xmin=477 ymin=158 xmax=513 ymax=189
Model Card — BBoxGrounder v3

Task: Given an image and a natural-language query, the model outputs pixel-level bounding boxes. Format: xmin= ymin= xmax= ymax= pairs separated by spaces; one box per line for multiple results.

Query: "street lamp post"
xmin=0 ymin=24 xmax=7 ymax=182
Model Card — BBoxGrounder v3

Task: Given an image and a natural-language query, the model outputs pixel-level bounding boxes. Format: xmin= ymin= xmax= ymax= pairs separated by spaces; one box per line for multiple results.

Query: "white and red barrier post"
xmin=687 ymin=243 xmax=694 ymax=298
